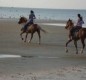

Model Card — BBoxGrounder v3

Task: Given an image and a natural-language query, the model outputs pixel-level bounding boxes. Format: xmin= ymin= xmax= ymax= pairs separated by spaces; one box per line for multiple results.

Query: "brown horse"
xmin=18 ymin=17 xmax=46 ymax=44
xmin=65 ymin=19 xmax=86 ymax=54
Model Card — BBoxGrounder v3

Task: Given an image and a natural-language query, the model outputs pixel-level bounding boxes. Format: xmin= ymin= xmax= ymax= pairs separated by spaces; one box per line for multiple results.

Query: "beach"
xmin=0 ymin=18 xmax=86 ymax=80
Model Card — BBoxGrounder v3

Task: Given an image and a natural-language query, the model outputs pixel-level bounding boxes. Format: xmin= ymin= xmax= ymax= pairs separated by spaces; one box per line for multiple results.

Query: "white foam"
xmin=38 ymin=56 xmax=59 ymax=59
xmin=39 ymin=23 xmax=86 ymax=28
xmin=40 ymin=23 xmax=65 ymax=26
xmin=0 ymin=54 xmax=21 ymax=58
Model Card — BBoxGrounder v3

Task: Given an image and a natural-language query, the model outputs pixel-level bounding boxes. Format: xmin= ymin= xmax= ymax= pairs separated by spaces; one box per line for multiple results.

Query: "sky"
xmin=0 ymin=0 xmax=86 ymax=9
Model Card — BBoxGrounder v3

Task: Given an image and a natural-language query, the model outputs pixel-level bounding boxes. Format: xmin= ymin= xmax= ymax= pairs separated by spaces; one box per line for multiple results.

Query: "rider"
xmin=74 ymin=14 xmax=84 ymax=30
xmin=23 ymin=10 xmax=36 ymax=31
xmin=70 ymin=14 xmax=84 ymax=39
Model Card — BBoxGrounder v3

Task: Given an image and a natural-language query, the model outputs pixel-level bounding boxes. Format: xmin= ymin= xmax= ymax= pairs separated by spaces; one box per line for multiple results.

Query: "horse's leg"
xmin=65 ymin=39 xmax=72 ymax=53
xmin=28 ymin=33 xmax=33 ymax=43
xmin=37 ymin=30 xmax=41 ymax=44
xmin=80 ymin=38 xmax=85 ymax=54
xmin=74 ymin=40 xmax=78 ymax=54
xmin=24 ymin=32 xmax=28 ymax=42
xmin=20 ymin=31 xmax=24 ymax=40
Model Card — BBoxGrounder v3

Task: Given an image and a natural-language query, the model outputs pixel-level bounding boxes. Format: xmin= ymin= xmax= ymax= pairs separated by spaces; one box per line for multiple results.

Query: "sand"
xmin=0 ymin=18 xmax=86 ymax=80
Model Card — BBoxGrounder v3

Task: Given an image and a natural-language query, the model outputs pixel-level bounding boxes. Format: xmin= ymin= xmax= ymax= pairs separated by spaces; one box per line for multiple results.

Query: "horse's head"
xmin=18 ymin=17 xmax=27 ymax=24
xmin=65 ymin=19 xmax=74 ymax=30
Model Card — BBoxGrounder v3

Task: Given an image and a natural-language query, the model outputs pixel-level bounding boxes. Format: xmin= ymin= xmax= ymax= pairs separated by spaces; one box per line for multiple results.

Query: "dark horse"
xmin=18 ymin=17 xmax=46 ymax=44
xmin=65 ymin=19 xmax=86 ymax=54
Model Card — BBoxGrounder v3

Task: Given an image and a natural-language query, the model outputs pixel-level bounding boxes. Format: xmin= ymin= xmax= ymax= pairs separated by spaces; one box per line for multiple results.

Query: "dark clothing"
xmin=23 ymin=20 xmax=33 ymax=31
xmin=70 ymin=26 xmax=82 ymax=36
xmin=71 ymin=26 xmax=82 ymax=32
xmin=23 ymin=12 xmax=36 ymax=31
xmin=69 ymin=14 xmax=84 ymax=39
xmin=70 ymin=16 xmax=84 ymax=37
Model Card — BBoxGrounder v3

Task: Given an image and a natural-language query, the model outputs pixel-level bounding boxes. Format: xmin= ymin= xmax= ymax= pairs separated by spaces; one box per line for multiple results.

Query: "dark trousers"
xmin=24 ymin=21 xmax=33 ymax=31
xmin=70 ymin=26 xmax=82 ymax=36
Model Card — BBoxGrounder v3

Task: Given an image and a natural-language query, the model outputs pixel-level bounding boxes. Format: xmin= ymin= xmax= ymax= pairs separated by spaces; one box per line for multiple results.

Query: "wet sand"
xmin=0 ymin=19 xmax=86 ymax=80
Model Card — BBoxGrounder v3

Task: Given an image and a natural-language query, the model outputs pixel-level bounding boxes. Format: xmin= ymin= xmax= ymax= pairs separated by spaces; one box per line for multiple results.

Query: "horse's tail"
xmin=38 ymin=25 xmax=47 ymax=33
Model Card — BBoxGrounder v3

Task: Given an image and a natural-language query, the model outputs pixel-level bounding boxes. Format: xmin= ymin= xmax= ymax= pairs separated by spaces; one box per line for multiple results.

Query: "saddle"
xmin=71 ymin=27 xmax=81 ymax=38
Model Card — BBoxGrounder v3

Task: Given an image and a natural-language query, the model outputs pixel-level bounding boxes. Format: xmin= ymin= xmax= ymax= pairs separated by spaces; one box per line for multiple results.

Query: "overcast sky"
xmin=0 ymin=0 xmax=86 ymax=9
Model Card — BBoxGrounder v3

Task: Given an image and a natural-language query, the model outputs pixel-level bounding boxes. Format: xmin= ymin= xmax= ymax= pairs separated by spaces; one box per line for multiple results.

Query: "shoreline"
xmin=0 ymin=18 xmax=66 ymax=27
xmin=0 ymin=18 xmax=86 ymax=27
xmin=0 ymin=18 xmax=67 ymax=22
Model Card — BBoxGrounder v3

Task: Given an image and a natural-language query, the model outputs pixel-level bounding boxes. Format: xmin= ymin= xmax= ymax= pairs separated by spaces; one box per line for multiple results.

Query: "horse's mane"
xmin=68 ymin=19 xmax=74 ymax=26
xmin=21 ymin=16 xmax=27 ymax=20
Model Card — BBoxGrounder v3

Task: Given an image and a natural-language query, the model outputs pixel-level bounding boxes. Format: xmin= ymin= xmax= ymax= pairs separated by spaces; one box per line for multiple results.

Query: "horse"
xmin=18 ymin=17 xmax=46 ymax=44
xmin=65 ymin=19 xmax=86 ymax=54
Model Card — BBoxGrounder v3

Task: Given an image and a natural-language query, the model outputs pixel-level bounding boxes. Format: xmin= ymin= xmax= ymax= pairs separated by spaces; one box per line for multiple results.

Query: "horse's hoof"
xmin=80 ymin=50 xmax=83 ymax=54
xmin=65 ymin=49 xmax=68 ymax=53
xmin=80 ymin=49 xmax=83 ymax=54
xmin=76 ymin=52 xmax=78 ymax=54
xmin=22 ymin=38 xmax=23 ymax=40
xmin=65 ymin=47 xmax=68 ymax=53
xmin=24 ymin=41 xmax=26 ymax=42
xmin=28 ymin=40 xmax=31 ymax=43
xmin=39 ymin=43 xmax=41 ymax=45
xmin=66 ymin=50 xmax=68 ymax=53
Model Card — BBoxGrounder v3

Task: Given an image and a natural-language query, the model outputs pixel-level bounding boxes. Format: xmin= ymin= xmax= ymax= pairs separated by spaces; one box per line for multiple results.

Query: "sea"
xmin=0 ymin=7 xmax=86 ymax=26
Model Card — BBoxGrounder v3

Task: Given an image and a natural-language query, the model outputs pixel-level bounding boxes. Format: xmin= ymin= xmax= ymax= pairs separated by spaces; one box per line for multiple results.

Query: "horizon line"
xmin=0 ymin=6 xmax=86 ymax=10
